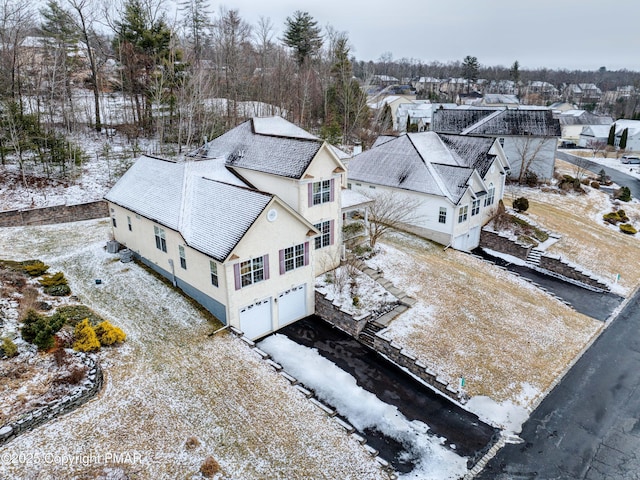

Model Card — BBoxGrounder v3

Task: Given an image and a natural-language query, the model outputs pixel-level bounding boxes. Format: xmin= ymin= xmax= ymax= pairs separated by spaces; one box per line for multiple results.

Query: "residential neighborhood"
xmin=2 ymin=2 xmax=640 ymax=479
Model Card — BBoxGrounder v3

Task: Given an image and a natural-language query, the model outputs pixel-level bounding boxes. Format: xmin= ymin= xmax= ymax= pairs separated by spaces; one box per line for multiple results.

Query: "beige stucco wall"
xmin=107 ymin=200 xmax=316 ymax=332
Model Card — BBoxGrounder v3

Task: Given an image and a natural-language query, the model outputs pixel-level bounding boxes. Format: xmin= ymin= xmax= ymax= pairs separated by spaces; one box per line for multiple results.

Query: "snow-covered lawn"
xmin=365 ymin=232 xmax=603 ymax=413
xmin=504 ymin=162 xmax=640 ymax=296
xmin=0 ymin=220 xmax=385 ymax=480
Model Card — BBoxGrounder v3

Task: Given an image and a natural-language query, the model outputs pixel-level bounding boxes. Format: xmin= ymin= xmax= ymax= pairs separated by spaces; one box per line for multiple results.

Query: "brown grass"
xmin=377 ymin=234 xmax=602 ymax=404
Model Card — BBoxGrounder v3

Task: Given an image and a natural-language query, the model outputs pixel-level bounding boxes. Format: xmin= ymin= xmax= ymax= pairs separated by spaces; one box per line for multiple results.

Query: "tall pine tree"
xmin=608 ymin=123 xmax=616 ymax=146
xmin=282 ymin=11 xmax=322 ymax=67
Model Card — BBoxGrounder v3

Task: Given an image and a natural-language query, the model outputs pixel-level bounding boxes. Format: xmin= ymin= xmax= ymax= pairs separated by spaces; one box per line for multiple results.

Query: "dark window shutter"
xmin=304 ymin=242 xmax=309 ymax=266
xmin=329 ymin=178 xmax=335 ymax=202
xmin=234 ymin=263 xmax=241 ymax=290
xmin=308 ymin=183 xmax=313 ymax=207
xmin=263 ymin=254 xmax=270 ymax=280
xmin=329 ymin=220 xmax=335 ymax=245
xmin=279 ymin=249 xmax=285 ymax=275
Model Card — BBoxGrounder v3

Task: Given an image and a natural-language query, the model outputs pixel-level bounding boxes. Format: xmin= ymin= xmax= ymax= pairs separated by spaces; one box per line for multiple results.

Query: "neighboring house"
xmin=578 ymin=125 xmax=611 ymax=148
xmin=432 ymin=108 xmax=561 ymax=182
xmin=485 ymin=80 xmax=518 ymax=95
xmin=106 ymin=117 xmax=347 ymax=340
xmin=347 ymin=132 xmax=510 ymax=251
xmin=555 ymin=110 xmax=613 ymax=143
xmin=396 ymin=101 xmax=457 ymax=132
xmin=472 ymin=94 xmax=520 ymax=108
xmin=521 ymin=81 xmax=560 ymax=104
xmin=367 ymin=95 xmax=416 ymax=130
xmin=549 ymin=102 xmax=577 ymax=113
xmin=412 ymin=77 xmax=442 ymax=96
xmin=610 ymin=120 xmax=640 ymax=151
xmin=563 ymin=83 xmax=602 ymax=107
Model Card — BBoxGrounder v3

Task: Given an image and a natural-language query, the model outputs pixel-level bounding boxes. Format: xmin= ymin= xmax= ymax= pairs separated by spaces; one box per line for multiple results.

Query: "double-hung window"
xmin=210 ymin=261 xmax=218 ymax=287
xmin=239 ymin=257 xmax=266 ymax=287
xmin=458 ymin=205 xmax=468 ymax=223
xmin=179 ymin=245 xmax=187 ymax=269
xmin=484 ymin=184 xmax=495 ymax=207
xmin=154 ymin=226 xmax=167 ymax=252
xmin=438 ymin=207 xmax=447 ymax=224
xmin=314 ymin=220 xmax=333 ymax=250
xmin=127 ymin=216 xmax=132 ymax=231
xmin=472 ymin=199 xmax=481 ymax=216
xmin=280 ymin=243 xmax=309 ymax=274
xmin=312 ymin=180 xmax=332 ymax=205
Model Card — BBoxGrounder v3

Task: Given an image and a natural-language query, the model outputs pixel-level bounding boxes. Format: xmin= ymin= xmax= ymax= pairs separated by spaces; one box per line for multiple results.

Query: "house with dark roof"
xmin=106 ymin=117 xmax=346 ymax=340
xmin=432 ymin=108 xmax=560 ymax=182
xmin=555 ymin=110 xmax=613 ymax=142
xmin=347 ymin=132 xmax=510 ymax=251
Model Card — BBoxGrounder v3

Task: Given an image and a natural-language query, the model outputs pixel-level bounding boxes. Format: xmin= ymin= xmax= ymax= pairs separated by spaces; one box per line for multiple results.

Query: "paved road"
xmin=478 ymin=289 xmax=640 ymax=480
xmin=476 ymin=249 xmax=624 ymax=321
xmin=557 ymin=150 xmax=640 ymax=199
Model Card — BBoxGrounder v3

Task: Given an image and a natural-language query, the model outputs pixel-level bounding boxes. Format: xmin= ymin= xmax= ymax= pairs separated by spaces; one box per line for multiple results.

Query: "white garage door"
xmin=277 ymin=284 xmax=307 ymax=327
xmin=239 ymin=298 xmax=272 ymax=340
xmin=452 ymin=226 xmax=481 ymax=252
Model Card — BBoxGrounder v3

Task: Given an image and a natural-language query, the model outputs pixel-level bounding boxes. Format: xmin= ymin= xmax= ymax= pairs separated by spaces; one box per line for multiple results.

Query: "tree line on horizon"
xmin=0 ymin=0 xmax=639 ymax=182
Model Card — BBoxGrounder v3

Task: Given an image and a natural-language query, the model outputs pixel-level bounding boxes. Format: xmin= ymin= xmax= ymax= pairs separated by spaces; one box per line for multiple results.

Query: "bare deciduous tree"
xmin=365 ymin=191 xmax=423 ymax=247
xmin=512 ymin=135 xmax=553 ymax=184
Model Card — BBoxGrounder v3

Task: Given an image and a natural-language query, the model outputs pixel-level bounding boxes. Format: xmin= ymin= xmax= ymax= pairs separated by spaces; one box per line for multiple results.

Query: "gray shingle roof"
xmin=433 ymin=109 xmax=561 ymax=137
xmin=348 ymin=132 xmax=497 ymax=204
xmin=105 ymin=155 xmax=273 ymax=262
xmin=189 ymin=118 xmax=323 ymax=179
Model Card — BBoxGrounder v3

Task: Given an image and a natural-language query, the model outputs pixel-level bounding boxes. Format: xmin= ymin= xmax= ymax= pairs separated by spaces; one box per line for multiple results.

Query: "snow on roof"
xmin=106 ymin=155 xmax=273 ymax=262
xmin=105 ymin=156 xmax=184 ymax=231
xmin=252 ymin=116 xmax=319 ymax=140
xmin=434 ymin=109 xmax=561 ymax=137
xmin=581 ymin=125 xmax=611 ymax=137
xmin=557 ymin=111 xmax=613 ymax=126
xmin=348 ymin=132 xmax=496 ymax=204
xmin=329 ymin=144 xmax=351 ymax=160
xmin=191 ymin=118 xmax=323 ymax=179
xmin=613 ymin=119 xmax=640 ymax=136
xmin=341 ymin=189 xmax=374 ymax=210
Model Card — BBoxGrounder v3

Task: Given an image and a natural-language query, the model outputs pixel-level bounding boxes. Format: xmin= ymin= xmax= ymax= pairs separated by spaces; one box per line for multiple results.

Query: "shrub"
xmin=185 ymin=436 xmax=201 ymax=450
xmin=523 ymin=170 xmax=538 ymax=186
xmin=590 ymin=181 xmax=600 ymax=189
xmin=21 ymin=310 xmax=65 ymax=351
xmin=342 ymin=221 xmax=365 ymax=237
xmin=352 ymin=296 xmax=360 ymax=307
xmin=39 ymin=271 xmax=67 ymax=287
xmin=200 ymin=456 xmax=221 ymax=478
xmin=603 ymin=212 xmax=621 ymax=224
xmin=94 ymin=321 xmax=126 ymax=346
xmin=23 ymin=260 xmax=49 ymax=277
xmin=56 ymin=305 xmax=105 ymax=326
xmin=620 ymin=223 xmax=637 ymax=235
xmin=45 ymin=284 xmax=71 ymax=296
xmin=2 ymin=337 xmax=18 ymax=357
xmin=512 ymin=197 xmax=529 ymax=212
xmin=73 ymin=319 xmax=101 ymax=352
xmin=616 ymin=186 xmax=632 ymax=202
xmin=39 ymin=271 xmax=71 ymax=296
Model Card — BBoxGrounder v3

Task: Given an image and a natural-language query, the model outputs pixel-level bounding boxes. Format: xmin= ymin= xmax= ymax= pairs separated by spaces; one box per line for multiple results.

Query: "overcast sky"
xmin=207 ymin=0 xmax=639 ymax=71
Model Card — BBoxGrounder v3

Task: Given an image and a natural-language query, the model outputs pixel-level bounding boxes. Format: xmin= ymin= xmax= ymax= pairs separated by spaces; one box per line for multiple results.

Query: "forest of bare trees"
xmin=1 ymin=0 xmax=639 ymax=185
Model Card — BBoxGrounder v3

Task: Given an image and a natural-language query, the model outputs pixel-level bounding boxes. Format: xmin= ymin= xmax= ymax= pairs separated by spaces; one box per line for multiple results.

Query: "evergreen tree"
xmin=282 ymin=11 xmax=322 ymax=67
xmin=608 ymin=123 xmax=616 ymax=146
xmin=113 ymin=0 xmax=174 ymax=132
xmin=462 ymin=55 xmax=479 ymax=93
xmin=510 ymin=60 xmax=520 ymax=84
xmin=620 ymin=128 xmax=629 ymax=149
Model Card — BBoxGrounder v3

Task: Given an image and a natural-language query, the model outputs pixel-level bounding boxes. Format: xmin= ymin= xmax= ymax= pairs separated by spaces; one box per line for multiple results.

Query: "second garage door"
xmin=277 ymin=284 xmax=307 ymax=327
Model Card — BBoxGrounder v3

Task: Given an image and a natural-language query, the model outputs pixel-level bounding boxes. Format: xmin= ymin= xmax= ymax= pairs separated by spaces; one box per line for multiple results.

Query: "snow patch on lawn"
xmin=259 ymin=334 xmax=468 ymax=480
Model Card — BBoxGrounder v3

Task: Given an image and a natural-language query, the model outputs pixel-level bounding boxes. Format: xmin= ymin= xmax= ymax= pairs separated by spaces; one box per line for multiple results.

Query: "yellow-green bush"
xmin=23 ymin=261 xmax=49 ymax=277
xmin=2 ymin=337 xmax=18 ymax=357
xmin=39 ymin=271 xmax=71 ymax=296
xmin=73 ymin=319 xmax=101 ymax=352
xmin=94 ymin=321 xmax=126 ymax=346
xmin=620 ymin=223 xmax=637 ymax=235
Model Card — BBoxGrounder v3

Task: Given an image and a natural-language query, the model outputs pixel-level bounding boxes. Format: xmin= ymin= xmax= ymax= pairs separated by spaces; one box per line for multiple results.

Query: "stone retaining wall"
xmin=0 ymin=352 xmax=104 ymax=446
xmin=0 ymin=201 xmax=109 ymax=227
xmin=479 ymin=229 xmax=531 ymax=260
xmin=371 ymin=331 xmax=466 ymax=404
xmin=539 ymin=255 xmax=609 ymax=291
xmin=314 ymin=291 xmax=371 ymax=337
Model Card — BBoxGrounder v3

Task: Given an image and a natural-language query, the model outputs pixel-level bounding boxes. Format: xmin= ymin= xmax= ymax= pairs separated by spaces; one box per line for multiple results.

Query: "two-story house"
xmin=105 ymin=117 xmax=346 ymax=340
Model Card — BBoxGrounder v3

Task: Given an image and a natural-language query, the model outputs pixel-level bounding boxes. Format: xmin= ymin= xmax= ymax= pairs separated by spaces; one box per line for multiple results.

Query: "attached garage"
xmin=452 ymin=225 xmax=481 ymax=252
xmin=239 ymin=298 xmax=272 ymax=340
xmin=277 ymin=284 xmax=307 ymax=328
